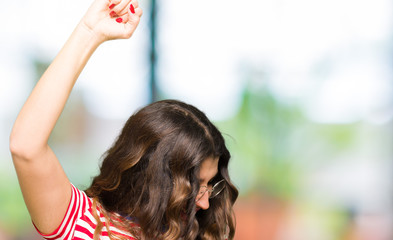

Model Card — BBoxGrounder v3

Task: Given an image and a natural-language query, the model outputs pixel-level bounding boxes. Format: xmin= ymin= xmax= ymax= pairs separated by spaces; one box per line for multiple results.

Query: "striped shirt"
xmin=35 ymin=184 xmax=137 ymax=240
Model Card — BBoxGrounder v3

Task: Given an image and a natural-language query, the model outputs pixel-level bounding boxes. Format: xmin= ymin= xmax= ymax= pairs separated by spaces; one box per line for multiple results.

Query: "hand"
xmin=80 ymin=0 xmax=142 ymax=43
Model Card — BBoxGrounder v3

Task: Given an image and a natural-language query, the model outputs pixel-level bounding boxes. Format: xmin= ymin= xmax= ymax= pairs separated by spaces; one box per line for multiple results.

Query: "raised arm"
xmin=9 ymin=0 xmax=142 ymax=234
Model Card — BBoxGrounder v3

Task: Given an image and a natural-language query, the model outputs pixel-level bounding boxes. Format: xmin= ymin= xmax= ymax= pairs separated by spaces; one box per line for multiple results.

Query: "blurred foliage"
xmin=217 ymin=80 xmax=359 ymax=201
xmin=1 ymin=60 xmax=383 ymax=239
xmin=0 ymin=168 xmax=32 ymax=235
xmin=218 ymin=82 xmax=305 ymax=199
xmin=216 ymin=80 xmax=370 ymax=239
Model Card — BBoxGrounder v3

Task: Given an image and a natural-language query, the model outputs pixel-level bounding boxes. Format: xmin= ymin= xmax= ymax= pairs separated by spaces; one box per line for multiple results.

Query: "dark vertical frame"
xmin=148 ymin=0 xmax=158 ymax=103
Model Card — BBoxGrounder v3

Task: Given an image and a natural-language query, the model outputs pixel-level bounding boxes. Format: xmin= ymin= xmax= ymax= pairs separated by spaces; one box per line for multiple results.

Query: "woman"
xmin=9 ymin=0 xmax=238 ymax=239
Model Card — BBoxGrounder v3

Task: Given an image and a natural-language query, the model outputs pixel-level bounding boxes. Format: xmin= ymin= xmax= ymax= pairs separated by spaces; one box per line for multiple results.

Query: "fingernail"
xmin=116 ymin=17 xmax=123 ymax=23
xmin=110 ymin=11 xmax=117 ymax=17
xmin=109 ymin=4 xmax=116 ymax=9
xmin=130 ymin=4 xmax=135 ymax=14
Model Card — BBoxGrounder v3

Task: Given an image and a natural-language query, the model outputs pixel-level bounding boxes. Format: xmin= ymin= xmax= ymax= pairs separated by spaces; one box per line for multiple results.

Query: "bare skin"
xmin=196 ymin=157 xmax=219 ymax=210
xmin=9 ymin=0 xmax=142 ymax=234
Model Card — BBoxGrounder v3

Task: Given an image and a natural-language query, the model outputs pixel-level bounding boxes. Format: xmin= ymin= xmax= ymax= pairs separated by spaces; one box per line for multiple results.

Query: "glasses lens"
xmin=209 ymin=180 xmax=225 ymax=199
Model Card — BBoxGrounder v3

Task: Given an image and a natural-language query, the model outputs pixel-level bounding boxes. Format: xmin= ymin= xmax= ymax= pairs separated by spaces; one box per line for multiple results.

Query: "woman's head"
xmin=86 ymin=100 xmax=238 ymax=240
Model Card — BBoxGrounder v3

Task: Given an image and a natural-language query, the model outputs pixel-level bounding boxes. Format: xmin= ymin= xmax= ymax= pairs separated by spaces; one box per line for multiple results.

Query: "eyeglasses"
xmin=196 ymin=179 xmax=226 ymax=202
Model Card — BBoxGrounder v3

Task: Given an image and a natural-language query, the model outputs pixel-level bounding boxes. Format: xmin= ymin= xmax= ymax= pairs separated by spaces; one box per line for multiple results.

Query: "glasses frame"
xmin=196 ymin=179 xmax=226 ymax=202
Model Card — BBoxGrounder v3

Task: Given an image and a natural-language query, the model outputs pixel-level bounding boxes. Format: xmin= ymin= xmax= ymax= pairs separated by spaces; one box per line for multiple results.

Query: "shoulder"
xmin=38 ymin=184 xmax=137 ymax=239
xmin=36 ymin=184 xmax=91 ymax=239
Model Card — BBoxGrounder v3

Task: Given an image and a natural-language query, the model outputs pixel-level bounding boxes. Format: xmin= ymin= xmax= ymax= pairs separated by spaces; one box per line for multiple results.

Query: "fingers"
xmin=110 ymin=0 xmax=142 ymax=25
xmin=108 ymin=0 xmax=121 ymax=6
xmin=128 ymin=3 xmax=143 ymax=21
xmin=109 ymin=0 xmax=132 ymax=19
xmin=120 ymin=4 xmax=142 ymax=38
xmin=125 ymin=1 xmax=142 ymax=21
xmin=130 ymin=0 xmax=139 ymax=9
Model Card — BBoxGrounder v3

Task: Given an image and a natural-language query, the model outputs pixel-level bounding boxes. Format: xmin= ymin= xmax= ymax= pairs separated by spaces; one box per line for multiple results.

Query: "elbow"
xmin=9 ymin=134 xmax=28 ymax=161
xmin=9 ymin=133 xmax=45 ymax=162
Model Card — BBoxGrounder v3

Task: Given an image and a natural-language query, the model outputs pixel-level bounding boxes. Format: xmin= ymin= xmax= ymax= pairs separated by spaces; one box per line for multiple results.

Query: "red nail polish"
xmin=116 ymin=17 xmax=123 ymax=23
xmin=110 ymin=11 xmax=117 ymax=17
xmin=130 ymin=4 xmax=135 ymax=14
xmin=109 ymin=4 xmax=116 ymax=9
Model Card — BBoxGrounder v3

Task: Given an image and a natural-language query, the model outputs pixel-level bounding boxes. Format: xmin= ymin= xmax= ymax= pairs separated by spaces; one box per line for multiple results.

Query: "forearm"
xmin=9 ymin=0 xmax=141 ymax=234
xmin=10 ymin=23 xmax=101 ymax=158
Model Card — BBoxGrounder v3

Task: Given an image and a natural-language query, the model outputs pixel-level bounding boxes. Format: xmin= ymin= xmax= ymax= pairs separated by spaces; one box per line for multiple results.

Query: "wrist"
xmin=74 ymin=21 xmax=105 ymax=48
xmin=53 ymin=21 xmax=103 ymax=79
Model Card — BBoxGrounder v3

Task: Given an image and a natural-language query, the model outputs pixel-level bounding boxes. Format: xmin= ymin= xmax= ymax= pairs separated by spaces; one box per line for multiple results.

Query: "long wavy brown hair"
xmin=85 ymin=100 xmax=238 ymax=240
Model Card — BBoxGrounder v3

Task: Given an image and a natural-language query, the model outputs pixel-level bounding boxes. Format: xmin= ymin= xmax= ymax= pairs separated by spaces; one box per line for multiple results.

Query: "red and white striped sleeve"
xmin=34 ymin=184 xmax=89 ymax=240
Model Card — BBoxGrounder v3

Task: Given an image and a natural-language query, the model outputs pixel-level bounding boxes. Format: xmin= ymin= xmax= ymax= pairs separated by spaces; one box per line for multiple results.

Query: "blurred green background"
xmin=1 ymin=0 xmax=392 ymax=239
